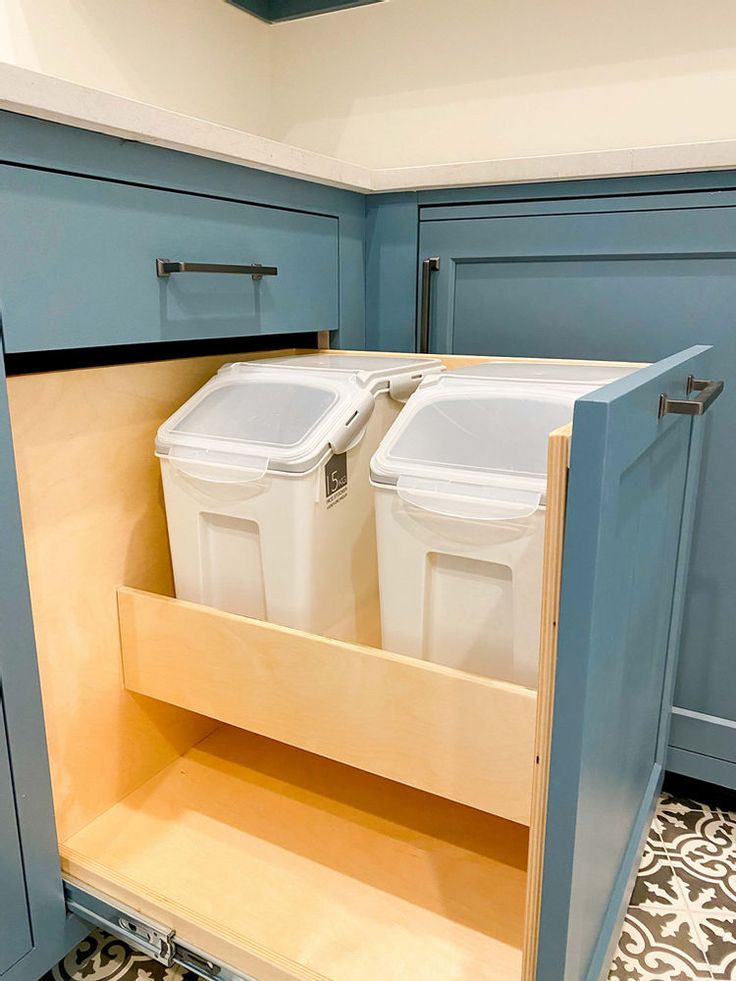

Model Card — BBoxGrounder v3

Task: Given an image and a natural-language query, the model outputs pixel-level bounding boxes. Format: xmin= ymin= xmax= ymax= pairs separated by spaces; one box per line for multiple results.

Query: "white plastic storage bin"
xmin=370 ymin=374 xmax=595 ymax=687
xmin=156 ymin=354 xmax=442 ymax=644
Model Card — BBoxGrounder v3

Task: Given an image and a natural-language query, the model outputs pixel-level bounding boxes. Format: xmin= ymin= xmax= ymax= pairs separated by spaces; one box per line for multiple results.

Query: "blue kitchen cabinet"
xmin=0 ymin=163 xmax=339 ymax=353
xmin=0 ymin=695 xmax=33 ymax=975
xmin=417 ymin=190 xmax=736 ymax=788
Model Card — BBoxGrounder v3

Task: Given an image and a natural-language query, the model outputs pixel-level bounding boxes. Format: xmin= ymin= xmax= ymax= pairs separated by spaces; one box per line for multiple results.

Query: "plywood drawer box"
xmin=6 ymin=345 xmax=714 ymax=980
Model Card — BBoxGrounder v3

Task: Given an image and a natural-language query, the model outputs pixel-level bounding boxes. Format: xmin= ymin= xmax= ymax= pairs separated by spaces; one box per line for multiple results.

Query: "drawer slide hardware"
xmin=64 ymin=879 xmax=255 ymax=980
xmin=658 ymin=375 xmax=724 ymax=418
xmin=156 ymin=258 xmax=278 ymax=281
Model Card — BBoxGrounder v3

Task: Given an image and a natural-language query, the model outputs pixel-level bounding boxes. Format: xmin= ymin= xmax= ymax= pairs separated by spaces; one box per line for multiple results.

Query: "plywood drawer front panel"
xmin=118 ymin=587 xmax=537 ymax=825
xmin=0 ymin=165 xmax=338 ymax=353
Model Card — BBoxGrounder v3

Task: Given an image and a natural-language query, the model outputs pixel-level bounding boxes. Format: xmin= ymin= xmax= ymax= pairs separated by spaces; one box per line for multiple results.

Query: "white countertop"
xmin=4 ymin=63 xmax=736 ymax=194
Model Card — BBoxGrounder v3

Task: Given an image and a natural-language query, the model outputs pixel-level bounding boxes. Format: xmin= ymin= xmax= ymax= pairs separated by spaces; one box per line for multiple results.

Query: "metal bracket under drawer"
xmin=64 ymin=878 xmax=256 ymax=981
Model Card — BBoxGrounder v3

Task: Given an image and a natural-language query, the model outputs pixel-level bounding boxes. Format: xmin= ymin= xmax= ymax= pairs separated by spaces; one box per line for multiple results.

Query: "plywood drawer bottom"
xmin=61 ymin=727 xmax=528 ymax=981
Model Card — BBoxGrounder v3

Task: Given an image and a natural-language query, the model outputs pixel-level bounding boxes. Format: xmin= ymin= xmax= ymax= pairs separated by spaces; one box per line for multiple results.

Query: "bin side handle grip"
xmin=164 ymin=449 xmax=269 ymax=485
xmin=396 ymin=476 xmax=542 ymax=522
xmin=328 ymin=393 xmax=375 ymax=455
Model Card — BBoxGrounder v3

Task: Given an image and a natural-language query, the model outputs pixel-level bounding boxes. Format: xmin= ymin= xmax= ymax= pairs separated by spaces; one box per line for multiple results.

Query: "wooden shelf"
xmin=62 ymin=727 xmax=528 ymax=981
xmin=118 ymin=586 xmax=537 ymax=825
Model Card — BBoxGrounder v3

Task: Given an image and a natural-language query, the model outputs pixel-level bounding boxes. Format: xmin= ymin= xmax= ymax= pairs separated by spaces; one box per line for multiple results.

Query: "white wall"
xmin=0 ymin=0 xmax=273 ymax=136
xmin=270 ymin=0 xmax=736 ymax=168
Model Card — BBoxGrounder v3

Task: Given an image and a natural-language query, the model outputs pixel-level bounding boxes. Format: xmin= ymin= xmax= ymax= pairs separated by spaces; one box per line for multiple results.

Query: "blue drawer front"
xmin=0 ymin=165 xmax=338 ymax=352
xmin=0 ymin=696 xmax=32 ymax=975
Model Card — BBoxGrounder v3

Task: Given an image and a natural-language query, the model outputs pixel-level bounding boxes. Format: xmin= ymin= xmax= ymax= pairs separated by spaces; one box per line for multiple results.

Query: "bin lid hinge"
xmin=64 ymin=878 xmax=256 ymax=980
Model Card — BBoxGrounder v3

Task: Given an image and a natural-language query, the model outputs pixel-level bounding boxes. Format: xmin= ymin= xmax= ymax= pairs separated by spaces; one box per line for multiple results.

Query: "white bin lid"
xmin=452 ymin=360 xmax=641 ymax=384
xmin=156 ymin=369 xmax=375 ymax=479
xmin=370 ymin=376 xmax=589 ymax=521
xmin=219 ymin=353 xmax=444 ymax=399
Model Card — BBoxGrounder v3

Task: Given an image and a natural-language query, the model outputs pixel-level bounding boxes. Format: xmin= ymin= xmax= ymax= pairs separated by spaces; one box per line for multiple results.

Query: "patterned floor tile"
xmin=628 ymin=831 xmax=683 ymax=908
xmin=667 ymin=855 xmax=736 ymax=916
xmin=689 ymin=912 xmax=736 ymax=981
xmin=656 ymin=793 xmax=736 ymax=855
xmin=609 ymin=906 xmax=713 ymax=980
xmin=654 ymin=792 xmax=712 ymax=846
xmin=656 ymin=791 xmax=736 ymax=980
xmin=608 ymin=790 xmax=736 ymax=981
xmin=40 ymin=928 xmax=197 ymax=980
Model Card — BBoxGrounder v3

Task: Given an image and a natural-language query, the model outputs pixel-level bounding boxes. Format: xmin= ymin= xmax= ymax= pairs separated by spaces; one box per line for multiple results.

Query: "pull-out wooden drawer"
xmin=7 ymin=349 xmax=555 ymax=980
xmin=0 ymin=165 xmax=338 ymax=353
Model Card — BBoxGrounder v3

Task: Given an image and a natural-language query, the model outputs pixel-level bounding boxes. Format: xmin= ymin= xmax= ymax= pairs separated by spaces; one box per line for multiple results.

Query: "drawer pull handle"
xmin=658 ymin=375 xmax=724 ymax=418
xmin=418 ymin=256 xmax=440 ymax=354
xmin=156 ymin=258 xmax=278 ymax=281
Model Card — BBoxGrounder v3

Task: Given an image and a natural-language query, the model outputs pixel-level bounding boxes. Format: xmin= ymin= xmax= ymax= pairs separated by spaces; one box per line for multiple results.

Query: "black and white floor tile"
xmin=41 ymin=785 xmax=736 ymax=981
xmin=609 ymin=787 xmax=736 ymax=981
xmin=40 ymin=930 xmax=197 ymax=980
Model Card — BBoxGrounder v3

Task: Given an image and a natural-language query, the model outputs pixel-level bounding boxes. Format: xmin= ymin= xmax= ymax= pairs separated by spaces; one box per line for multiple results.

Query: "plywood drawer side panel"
xmin=118 ymin=587 xmax=537 ymax=824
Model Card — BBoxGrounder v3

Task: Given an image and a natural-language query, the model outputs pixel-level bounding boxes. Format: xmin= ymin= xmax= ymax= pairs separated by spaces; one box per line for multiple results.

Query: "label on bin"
xmin=325 ymin=453 xmax=348 ymax=509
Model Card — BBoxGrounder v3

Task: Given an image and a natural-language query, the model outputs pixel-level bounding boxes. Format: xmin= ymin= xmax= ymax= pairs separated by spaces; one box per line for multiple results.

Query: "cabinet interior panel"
xmin=6 ymin=349 xmax=304 ymax=840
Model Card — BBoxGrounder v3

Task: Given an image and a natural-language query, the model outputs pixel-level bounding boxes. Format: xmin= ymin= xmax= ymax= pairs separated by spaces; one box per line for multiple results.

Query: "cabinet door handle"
xmin=156 ymin=258 xmax=278 ymax=281
xmin=418 ymin=256 xmax=440 ymax=353
xmin=658 ymin=375 xmax=724 ymax=418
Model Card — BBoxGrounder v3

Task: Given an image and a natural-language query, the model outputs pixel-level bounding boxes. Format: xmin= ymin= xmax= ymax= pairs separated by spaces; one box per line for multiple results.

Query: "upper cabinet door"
xmin=536 ymin=345 xmax=720 ymax=981
xmin=0 ymin=165 xmax=338 ymax=353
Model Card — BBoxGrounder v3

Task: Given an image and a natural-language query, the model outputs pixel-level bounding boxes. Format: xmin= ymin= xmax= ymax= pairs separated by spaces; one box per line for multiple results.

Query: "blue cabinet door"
xmin=0 ymin=695 xmax=32 ymax=975
xmin=0 ymin=164 xmax=339 ymax=353
xmin=537 ymin=345 xmax=714 ymax=981
xmin=419 ymin=194 xmax=736 ymax=786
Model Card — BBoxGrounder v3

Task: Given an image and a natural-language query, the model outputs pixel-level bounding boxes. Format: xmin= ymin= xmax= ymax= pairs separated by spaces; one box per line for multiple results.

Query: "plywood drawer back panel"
xmin=118 ymin=586 xmax=537 ymax=825
xmin=0 ymin=165 xmax=338 ymax=352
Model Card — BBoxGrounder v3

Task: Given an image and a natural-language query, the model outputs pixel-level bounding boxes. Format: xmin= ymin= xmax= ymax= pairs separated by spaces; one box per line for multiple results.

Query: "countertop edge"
xmin=3 ymin=63 xmax=736 ymax=194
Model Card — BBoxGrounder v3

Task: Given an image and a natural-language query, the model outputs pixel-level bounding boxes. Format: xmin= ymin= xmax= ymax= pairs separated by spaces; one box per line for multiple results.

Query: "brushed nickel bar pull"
xmin=156 ymin=258 xmax=278 ymax=281
xmin=418 ymin=256 xmax=440 ymax=354
xmin=658 ymin=375 xmax=724 ymax=418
